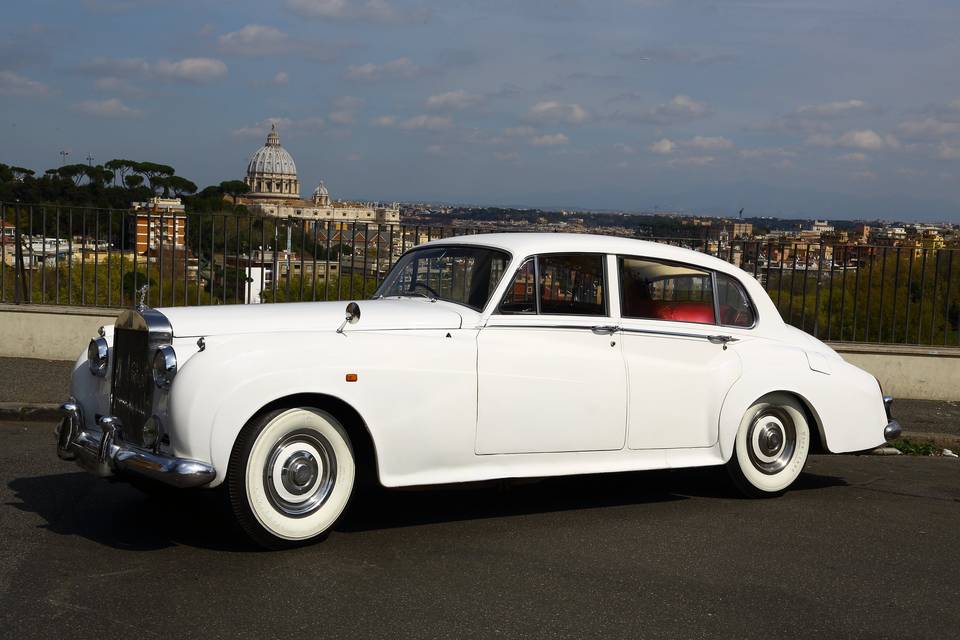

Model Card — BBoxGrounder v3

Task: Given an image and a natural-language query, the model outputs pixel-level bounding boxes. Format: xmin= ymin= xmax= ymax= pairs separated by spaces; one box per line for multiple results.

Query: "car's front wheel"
xmin=726 ymin=393 xmax=810 ymax=497
xmin=228 ymin=407 xmax=356 ymax=549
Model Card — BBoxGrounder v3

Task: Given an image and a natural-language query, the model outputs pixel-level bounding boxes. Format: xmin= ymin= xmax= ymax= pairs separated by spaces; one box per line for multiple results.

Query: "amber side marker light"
xmin=345 ymin=373 xmax=358 ymax=382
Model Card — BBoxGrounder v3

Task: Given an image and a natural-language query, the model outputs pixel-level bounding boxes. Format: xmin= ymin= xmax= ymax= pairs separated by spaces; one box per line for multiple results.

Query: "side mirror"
xmin=337 ymin=302 xmax=361 ymax=334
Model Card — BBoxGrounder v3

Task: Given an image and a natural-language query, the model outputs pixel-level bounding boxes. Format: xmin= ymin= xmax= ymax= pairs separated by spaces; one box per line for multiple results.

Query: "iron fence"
xmin=2 ymin=202 xmax=959 ymax=346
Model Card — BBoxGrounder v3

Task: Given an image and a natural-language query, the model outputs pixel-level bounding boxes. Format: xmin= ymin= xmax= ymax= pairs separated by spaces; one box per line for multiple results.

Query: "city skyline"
xmin=2 ymin=1 xmax=960 ymax=220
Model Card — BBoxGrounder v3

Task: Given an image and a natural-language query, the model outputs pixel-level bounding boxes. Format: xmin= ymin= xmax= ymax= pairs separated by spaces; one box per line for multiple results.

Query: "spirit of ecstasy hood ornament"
xmin=136 ymin=284 xmax=149 ymax=311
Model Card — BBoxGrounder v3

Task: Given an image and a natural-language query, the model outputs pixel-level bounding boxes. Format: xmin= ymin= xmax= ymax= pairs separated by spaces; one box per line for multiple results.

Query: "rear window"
xmin=619 ymin=257 xmax=716 ymax=325
xmin=716 ymin=272 xmax=756 ymax=327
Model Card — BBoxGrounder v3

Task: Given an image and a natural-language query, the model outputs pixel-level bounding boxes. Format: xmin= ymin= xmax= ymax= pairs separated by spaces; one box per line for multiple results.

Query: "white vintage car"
xmin=57 ymin=233 xmax=900 ymax=548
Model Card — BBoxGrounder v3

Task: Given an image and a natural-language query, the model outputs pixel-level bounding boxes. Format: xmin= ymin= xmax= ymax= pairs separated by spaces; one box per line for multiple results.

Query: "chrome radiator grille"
xmin=110 ymin=326 xmax=153 ymax=446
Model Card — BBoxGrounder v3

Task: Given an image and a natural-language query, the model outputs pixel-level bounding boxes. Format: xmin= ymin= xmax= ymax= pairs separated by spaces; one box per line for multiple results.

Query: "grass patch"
xmin=888 ymin=438 xmax=939 ymax=456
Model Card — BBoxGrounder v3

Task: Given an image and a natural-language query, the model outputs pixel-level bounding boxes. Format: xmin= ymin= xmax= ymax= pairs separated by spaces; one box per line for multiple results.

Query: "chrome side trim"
xmin=485 ymin=323 xmax=615 ymax=332
xmin=55 ymin=404 xmax=215 ymax=489
xmin=621 ymin=326 xmax=739 ymax=344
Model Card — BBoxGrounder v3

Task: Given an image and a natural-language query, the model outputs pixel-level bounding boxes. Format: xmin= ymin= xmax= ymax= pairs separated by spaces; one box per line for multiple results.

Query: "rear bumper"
xmin=56 ymin=398 xmax=215 ymax=489
xmin=883 ymin=395 xmax=901 ymax=441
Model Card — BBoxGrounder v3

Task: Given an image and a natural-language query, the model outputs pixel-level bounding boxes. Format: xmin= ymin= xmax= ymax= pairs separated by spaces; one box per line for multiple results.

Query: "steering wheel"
xmin=411 ymin=281 xmax=441 ymax=298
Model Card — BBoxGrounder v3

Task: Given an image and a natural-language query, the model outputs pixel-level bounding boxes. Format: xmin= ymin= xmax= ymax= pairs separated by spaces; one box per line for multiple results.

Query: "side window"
xmin=619 ymin=257 xmax=716 ymax=325
xmin=498 ymin=254 xmax=606 ymax=316
xmin=716 ymin=273 xmax=756 ymax=327
xmin=499 ymin=258 xmax=536 ymax=314
xmin=538 ymin=254 xmax=606 ymax=316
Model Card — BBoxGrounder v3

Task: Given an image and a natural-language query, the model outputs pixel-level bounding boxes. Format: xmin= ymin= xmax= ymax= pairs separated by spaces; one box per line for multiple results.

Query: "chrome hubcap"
xmin=747 ymin=409 xmax=796 ymax=475
xmin=263 ymin=430 xmax=337 ymax=517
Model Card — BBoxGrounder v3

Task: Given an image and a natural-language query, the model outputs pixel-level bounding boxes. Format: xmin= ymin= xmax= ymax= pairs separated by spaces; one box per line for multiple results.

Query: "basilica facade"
xmin=240 ymin=124 xmax=399 ymax=226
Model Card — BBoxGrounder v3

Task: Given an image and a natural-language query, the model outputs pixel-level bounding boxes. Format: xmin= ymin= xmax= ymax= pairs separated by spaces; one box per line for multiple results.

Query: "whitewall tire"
xmin=228 ymin=407 xmax=356 ymax=549
xmin=726 ymin=393 xmax=810 ymax=497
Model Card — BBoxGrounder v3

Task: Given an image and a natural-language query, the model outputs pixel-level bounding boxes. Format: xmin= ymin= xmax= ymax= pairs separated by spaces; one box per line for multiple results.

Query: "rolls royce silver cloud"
xmin=56 ymin=233 xmax=901 ymax=548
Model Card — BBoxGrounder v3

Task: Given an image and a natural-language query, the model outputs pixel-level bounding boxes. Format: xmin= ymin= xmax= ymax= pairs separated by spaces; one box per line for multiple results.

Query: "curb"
xmin=0 ymin=402 xmax=62 ymax=422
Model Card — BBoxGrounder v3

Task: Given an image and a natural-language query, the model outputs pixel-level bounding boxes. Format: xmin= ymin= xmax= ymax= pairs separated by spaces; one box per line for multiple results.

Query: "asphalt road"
xmin=2 ymin=421 xmax=959 ymax=640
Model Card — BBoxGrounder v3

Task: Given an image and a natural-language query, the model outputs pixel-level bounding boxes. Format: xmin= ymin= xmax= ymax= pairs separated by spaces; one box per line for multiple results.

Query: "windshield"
xmin=375 ymin=245 xmax=511 ymax=311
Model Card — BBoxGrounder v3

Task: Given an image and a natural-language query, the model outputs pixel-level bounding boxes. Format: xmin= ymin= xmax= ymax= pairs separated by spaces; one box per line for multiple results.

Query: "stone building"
xmin=239 ymin=124 xmax=399 ymax=226
xmin=243 ymin=124 xmax=300 ymax=199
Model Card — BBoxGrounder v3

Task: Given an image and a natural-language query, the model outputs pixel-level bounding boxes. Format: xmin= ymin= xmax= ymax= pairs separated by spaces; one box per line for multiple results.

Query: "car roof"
xmin=422 ymin=232 xmax=742 ymax=275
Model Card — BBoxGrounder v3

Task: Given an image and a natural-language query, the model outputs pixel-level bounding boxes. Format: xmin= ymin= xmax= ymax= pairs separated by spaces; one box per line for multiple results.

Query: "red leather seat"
xmin=654 ymin=301 xmax=715 ymax=324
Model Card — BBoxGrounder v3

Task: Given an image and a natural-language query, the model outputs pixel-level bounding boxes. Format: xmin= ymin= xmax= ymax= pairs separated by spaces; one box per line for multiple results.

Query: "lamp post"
xmin=59 ymin=150 xmax=69 ymax=166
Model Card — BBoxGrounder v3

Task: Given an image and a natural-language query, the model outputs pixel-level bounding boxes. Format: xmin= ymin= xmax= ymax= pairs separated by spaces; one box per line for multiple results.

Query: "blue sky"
xmin=2 ymin=0 xmax=959 ymax=220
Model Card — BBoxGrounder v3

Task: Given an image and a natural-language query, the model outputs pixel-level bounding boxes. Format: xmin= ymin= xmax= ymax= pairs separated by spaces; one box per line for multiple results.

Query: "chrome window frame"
xmin=617 ymin=255 xmax=719 ymax=327
xmin=495 ymin=252 xmax=610 ymax=318
xmin=713 ymin=271 xmax=759 ymax=330
xmin=374 ymin=243 xmax=513 ymax=312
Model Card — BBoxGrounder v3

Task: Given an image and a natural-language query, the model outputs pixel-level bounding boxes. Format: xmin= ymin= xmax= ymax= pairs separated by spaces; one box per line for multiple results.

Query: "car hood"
xmin=157 ymin=298 xmax=471 ymax=337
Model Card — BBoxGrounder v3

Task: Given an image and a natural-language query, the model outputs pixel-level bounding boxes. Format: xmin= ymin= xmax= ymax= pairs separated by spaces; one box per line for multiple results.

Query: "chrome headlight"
xmin=87 ymin=337 xmax=109 ymax=377
xmin=152 ymin=345 xmax=177 ymax=389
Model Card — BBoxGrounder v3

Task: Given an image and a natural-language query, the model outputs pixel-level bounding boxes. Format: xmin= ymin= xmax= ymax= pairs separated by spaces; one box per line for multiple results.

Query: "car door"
xmin=617 ymin=255 xmax=745 ymax=450
xmin=476 ymin=253 xmax=627 ymax=454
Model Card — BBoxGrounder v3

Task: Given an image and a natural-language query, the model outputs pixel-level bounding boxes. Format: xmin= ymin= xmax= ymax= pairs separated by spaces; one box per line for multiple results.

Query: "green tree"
xmin=219 ymin=180 xmax=250 ymax=205
xmin=124 ymin=174 xmax=145 ymax=189
xmin=167 ymin=175 xmax=198 ymax=197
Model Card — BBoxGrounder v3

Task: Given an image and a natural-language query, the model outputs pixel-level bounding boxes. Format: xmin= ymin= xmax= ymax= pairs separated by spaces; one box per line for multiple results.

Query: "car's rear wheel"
xmin=228 ymin=407 xmax=356 ymax=549
xmin=726 ymin=393 xmax=810 ymax=497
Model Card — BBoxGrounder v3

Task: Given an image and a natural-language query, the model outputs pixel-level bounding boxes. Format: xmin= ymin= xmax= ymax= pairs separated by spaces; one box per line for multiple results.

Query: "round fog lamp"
xmin=88 ymin=337 xmax=109 ymax=377
xmin=152 ymin=345 xmax=177 ymax=389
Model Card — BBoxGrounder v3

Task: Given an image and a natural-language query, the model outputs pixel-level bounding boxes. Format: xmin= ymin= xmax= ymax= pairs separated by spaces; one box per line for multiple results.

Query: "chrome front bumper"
xmin=883 ymin=395 xmax=902 ymax=441
xmin=56 ymin=398 xmax=215 ymax=489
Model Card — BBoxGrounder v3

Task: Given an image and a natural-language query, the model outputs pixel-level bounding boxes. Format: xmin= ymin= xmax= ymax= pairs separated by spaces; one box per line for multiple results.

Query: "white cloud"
xmin=686 ymin=135 xmax=733 ymax=150
xmin=649 ymin=138 xmax=675 ymax=154
xmin=807 ymin=129 xmax=899 ymax=151
xmin=531 ymin=133 xmax=568 ymax=146
xmin=757 ymin=99 xmax=874 ymax=134
xmin=82 ymin=56 xmax=228 ymax=84
xmin=504 ymin=126 xmax=537 ymax=138
xmin=938 ymin=142 xmax=960 ymax=160
xmin=374 ymin=114 xmax=451 ymax=130
xmin=528 ymin=101 xmax=590 ymax=124
xmin=346 ymin=57 xmax=421 ymax=81
xmin=425 ymin=144 xmax=446 ymax=156
xmin=218 ymin=25 xmax=291 ymax=55
xmin=328 ymin=110 xmax=354 ymax=125
xmin=286 ymin=0 xmax=429 ymax=24
xmin=840 ymin=152 xmax=868 ymax=162
xmin=796 ymin=99 xmax=869 ymax=117
xmin=154 ymin=58 xmax=227 ymax=82
xmin=327 ymin=96 xmax=362 ymax=125
xmin=898 ymin=117 xmax=960 ymax=140
xmin=399 ymin=114 xmax=451 ymax=130
xmin=426 ymin=90 xmax=482 ymax=111
xmin=494 ymin=151 xmax=519 ymax=161
xmin=74 ymin=98 xmax=141 ymax=118
xmin=0 ymin=70 xmax=51 ymax=97
xmin=613 ymin=143 xmax=636 ymax=155
xmin=852 ymin=170 xmax=877 ymax=181
xmin=738 ymin=148 xmax=796 ymax=159
xmin=668 ymin=155 xmax=716 ymax=167
xmin=273 ymin=71 xmax=289 ymax=85
xmin=615 ymin=94 xmax=709 ymax=126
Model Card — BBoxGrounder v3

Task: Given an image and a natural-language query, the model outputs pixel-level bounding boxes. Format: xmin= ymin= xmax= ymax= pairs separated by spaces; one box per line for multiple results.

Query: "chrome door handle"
xmin=591 ymin=325 xmax=620 ymax=335
xmin=707 ymin=335 xmax=738 ymax=345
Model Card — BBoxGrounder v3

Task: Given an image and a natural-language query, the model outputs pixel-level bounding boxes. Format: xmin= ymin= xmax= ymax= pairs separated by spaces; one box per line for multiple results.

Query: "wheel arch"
xmin=719 ymin=384 xmax=828 ymax=461
xmin=240 ymin=393 xmax=382 ymax=489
